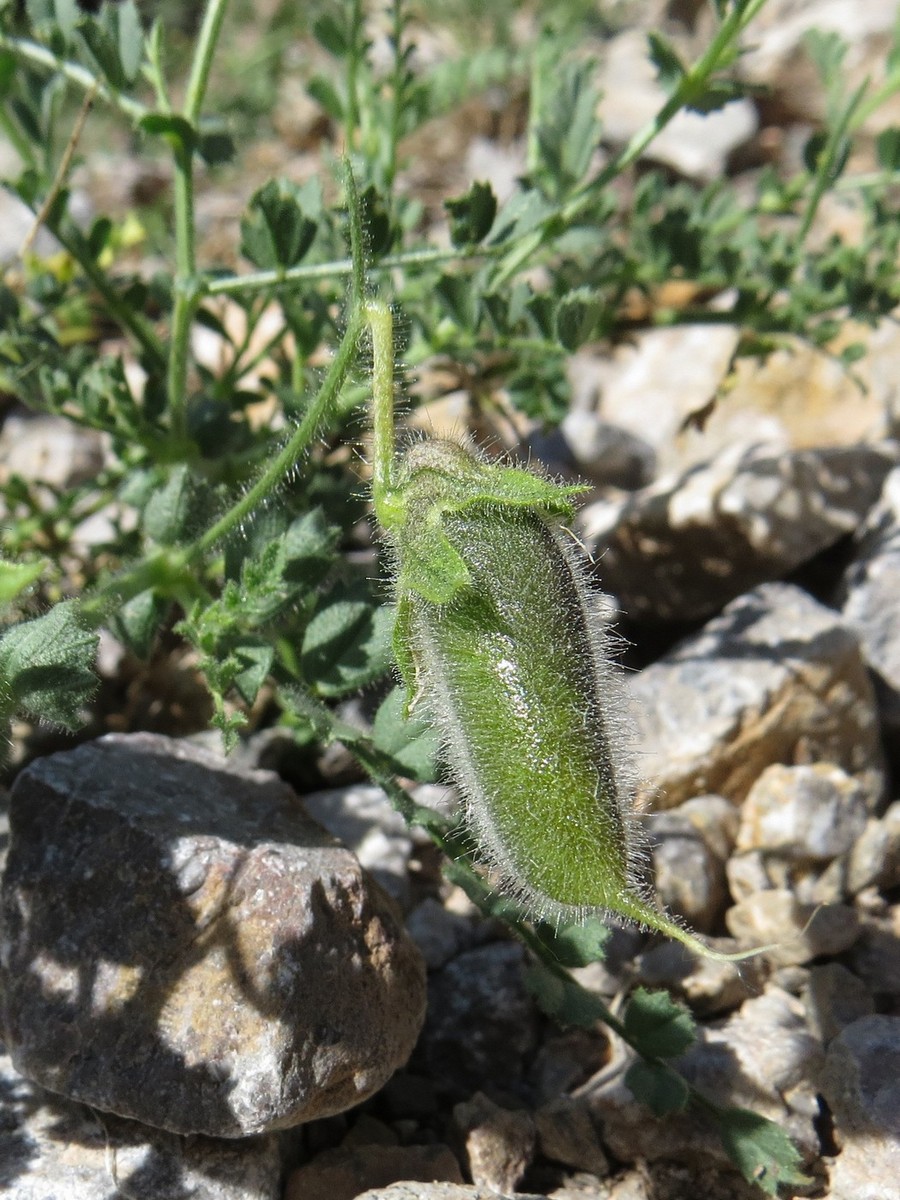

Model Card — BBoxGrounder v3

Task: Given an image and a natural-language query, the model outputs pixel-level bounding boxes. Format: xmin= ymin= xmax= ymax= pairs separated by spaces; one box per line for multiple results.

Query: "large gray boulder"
xmin=0 ymin=733 xmax=426 ymax=1137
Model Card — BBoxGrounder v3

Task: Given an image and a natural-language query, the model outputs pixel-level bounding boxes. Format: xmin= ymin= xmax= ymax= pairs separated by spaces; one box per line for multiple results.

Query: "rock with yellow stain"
xmin=0 ymin=733 xmax=426 ymax=1137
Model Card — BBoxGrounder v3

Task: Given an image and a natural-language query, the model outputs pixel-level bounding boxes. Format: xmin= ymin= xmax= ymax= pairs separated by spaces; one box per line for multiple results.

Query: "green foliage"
xmin=0 ymin=0 xmax=895 ymax=1191
xmin=0 ymin=601 xmax=97 ymax=730
xmin=709 ymin=1106 xmax=811 ymax=1197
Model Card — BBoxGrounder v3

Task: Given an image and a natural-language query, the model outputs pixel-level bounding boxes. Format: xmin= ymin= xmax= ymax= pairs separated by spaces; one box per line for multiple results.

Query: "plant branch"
xmin=0 ymin=33 xmax=149 ymax=122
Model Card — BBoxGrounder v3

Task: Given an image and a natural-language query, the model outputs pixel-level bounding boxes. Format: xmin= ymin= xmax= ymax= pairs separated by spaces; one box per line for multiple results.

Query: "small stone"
xmin=848 ymin=906 xmax=900 ymax=996
xmin=0 ymin=1046 xmax=283 ymax=1200
xmin=577 ymin=325 xmax=743 ymax=476
xmin=420 ymin=942 xmax=540 ymax=1101
xmin=846 ymin=803 xmax=900 ymax=894
xmin=646 ymin=809 xmax=729 ymax=932
xmin=739 ymin=0 xmax=899 ymax=127
xmin=405 ymin=898 xmax=479 ymax=970
xmin=673 ymin=794 xmax=740 ymax=862
xmin=453 ymin=1092 xmax=536 ymax=1194
xmin=725 ymin=890 xmax=860 ymax=966
xmin=736 ymin=763 xmax=870 ymax=859
xmin=528 ymin=1029 xmax=611 ymax=1104
xmin=527 ymin=412 xmax=655 ymax=490
xmin=820 ymin=1015 xmax=900 ymax=1200
xmin=805 ymin=963 xmax=875 ymax=1044
xmin=0 ymin=413 xmax=106 ymax=492
xmin=841 ymin=468 xmax=900 ymax=739
xmin=0 ymin=734 xmax=426 ymax=1137
xmin=357 ymin=1186 xmax=549 ymax=1200
xmin=534 ymin=1097 xmax=609 ymax=1178
xmin=598 ymin=29 xmax=757 ymax=181
xmin=284 ymin=1141 xmax=463 ymax=1200
xmin=725 ymin=848 xmax=793 ymax=901
xmin=629 ymin=583 xmax=884 ymax=809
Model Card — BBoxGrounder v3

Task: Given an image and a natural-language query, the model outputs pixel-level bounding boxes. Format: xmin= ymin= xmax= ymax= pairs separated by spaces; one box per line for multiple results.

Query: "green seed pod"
xmin=365 ymin=303 xmax=761 ymax=960
xmin=385 ymin=438 xmax=654 ymax=920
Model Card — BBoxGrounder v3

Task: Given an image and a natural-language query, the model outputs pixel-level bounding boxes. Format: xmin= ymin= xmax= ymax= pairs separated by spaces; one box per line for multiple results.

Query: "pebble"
xmin=845 ymin=802 xmax=900 ymax=895
xmin=820 ymin=1015 xmax=900 ymax=1200
xmin=739 ymin=0 xmax=900 ymax=128
xmin=586 ymin=986 xmax=822 ymax=1169
xmin=635 ymin=940 xmax=767 ymax=1017
xmin=848 ymin=906 xmax=900 ymax=997
xmin=527 ymin=1029 xmax=612 ymax=1104
xmin=284 ymin=1141 xmax=463 ymax=1200
xmin=0 ymin=413 xmax=106 ymax=491
xmin=533 ymin=1096 xmax=609 ymax=1178
xmin=629 ymin=583 xmax=884 ymax=808
xmin=645 ymin=808 xmax=729 ymax=932
xmin=736 ymin=762 xmax=870 ymax=860
xmin=355 ymin=1186 xmax=549 ymax=1200
xmin=0 ymin=733 xmax=426 ymax=1137
xmin=576 ymin=326 xmax=745 ymax=475
xmin=585 ymin=442 xmax=897 ymax=622
xmin=804 ymin=962 xmax=876 ymax=1044
xmin=840 ymin=466 xmax=900 ymax=740
xmin=526 ymin=410 xmax=656 ymax=490
xmin=0 ymin=1047 xmax=283 ymax=1200
xmin=405 ymin=897 xmax=480 ymax=970
xmin=724 ymin=889 xmax=860 ymax=966
xmin=453 ymin=1091 xmax=536 ymax=1193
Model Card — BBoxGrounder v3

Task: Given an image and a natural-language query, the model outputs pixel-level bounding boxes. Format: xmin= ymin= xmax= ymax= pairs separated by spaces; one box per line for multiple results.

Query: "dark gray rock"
xmin=585 ymin=442 xmax=897 ymax=622
xmin=0 ymin=1045 xmax=283 ymax=1200
xmin=848 ymin=907 xmax=900 ymax=997
xmin=420 ymin=942 xmax=540 ymax=1101
xmin=820 ymin=1015 xmax=900 ymax=1200
xmin=0 ymin=733 xmax=426 ymax=1137
xmin=629 ymin=583 xmax=884 ymax=809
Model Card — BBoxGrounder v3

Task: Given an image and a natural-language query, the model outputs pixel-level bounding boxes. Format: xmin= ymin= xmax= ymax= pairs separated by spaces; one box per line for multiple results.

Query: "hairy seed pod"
xmin=407 ymin=502 xmax=635 ymax=917
xmin=388 ymin=438 xmax=651 ymax=926
xmin=366 ymin=298 xmax=761 ymax=959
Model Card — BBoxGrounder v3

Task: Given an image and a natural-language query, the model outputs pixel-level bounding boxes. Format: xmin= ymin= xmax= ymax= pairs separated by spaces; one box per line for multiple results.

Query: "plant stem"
xmin=165 ymin=0 xmax=231 ymax=444
xmin=190 ymin=163 xmax=369 ymax=556
xmin=0 ymin=34 xmax=149 ymax=122
xmin=365 ymin=301 xmax=396 ymax=524
xmin=204 ymin=244 xmax=492 ymax=297
xmin=167 ymin=138 xmax=199 ymax=444
xmin=345 ymin=0 xmax=363 ymax=148
xmin=188 ymin=308 xmax=364 ymax=558
xmin=183 ymin=0 xmax=230 ymax=124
